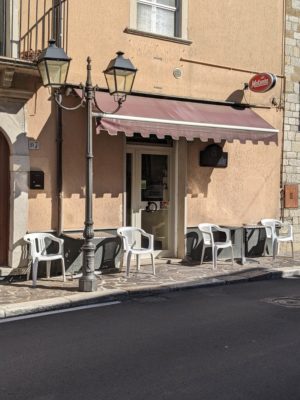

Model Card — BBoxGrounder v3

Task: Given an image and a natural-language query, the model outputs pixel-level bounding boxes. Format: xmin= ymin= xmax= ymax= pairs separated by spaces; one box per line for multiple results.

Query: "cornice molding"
xmin=0 ymin=87 xmax=34 ymax=100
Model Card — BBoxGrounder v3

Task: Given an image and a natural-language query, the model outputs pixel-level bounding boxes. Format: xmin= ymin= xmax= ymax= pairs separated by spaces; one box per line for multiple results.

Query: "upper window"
xmin=137 ymin=0 xmax=180 ymax=38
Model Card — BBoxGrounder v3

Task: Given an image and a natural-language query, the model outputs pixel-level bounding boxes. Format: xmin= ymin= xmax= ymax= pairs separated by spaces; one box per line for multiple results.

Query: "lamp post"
xmin=37 ymin=39 xmax=137 ymax=292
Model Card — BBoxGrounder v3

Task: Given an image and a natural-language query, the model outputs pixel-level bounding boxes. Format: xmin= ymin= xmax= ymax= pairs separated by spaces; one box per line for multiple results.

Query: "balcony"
xmin=0 ymin=0 xmax=68 ymax=99
xmin=0 ymin=0 xmax=68 ymax=61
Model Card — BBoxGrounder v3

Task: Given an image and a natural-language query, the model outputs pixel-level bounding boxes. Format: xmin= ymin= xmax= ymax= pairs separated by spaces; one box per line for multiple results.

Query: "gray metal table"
xmin=224 ymin=224 xmax=266 ymax=265
xmin=240 ymin=224 xmax=266 ymax=265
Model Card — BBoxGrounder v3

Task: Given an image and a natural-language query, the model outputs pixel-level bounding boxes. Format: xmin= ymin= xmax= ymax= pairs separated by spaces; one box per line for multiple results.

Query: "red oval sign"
xmin=249 ymin=73 xmax=277 ymax=93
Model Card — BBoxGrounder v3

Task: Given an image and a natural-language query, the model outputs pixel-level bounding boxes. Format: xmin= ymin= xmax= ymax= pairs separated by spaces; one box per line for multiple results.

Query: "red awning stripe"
xmin=98 ymin=116 xmax=276 ymax=143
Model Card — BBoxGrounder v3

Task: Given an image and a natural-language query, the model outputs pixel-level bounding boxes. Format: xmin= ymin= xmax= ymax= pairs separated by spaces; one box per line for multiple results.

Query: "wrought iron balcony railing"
xmin=0 ymin=0 xmax=68 ymax=61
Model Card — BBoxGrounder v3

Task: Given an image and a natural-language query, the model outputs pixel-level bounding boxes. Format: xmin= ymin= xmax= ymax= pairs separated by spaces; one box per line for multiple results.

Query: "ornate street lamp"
xmin=37 ymin=40 xmax=137 ymax=292
xmin=103 ymin=51 xmax=137 ymax=99
xmin=37 ymin=39 xmax=71 ymax=87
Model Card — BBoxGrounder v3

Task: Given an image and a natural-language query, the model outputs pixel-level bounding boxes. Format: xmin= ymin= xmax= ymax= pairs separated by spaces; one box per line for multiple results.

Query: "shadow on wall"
xmin=187 ymin=139 xmax=226 ymax=199
xmin=61 ymin=234 xmax=122 ymax=275
xmin=12 ymin=234 xmax=123 ymax=278
xmin=13 ymin=132 xmax=30 ymax=199
xmin=19 ymin=0 xmax=69 ymax=62
xmin=184 ymin=226 xmax=267 ymax=263
xmin=12 ymin=238 xmax=30 ymax=270
xmin=27 ymin=95 xmax=59 ymax=229
xmin=226 ymin=90 xmax=245 ymax=104
xmin=28 ymin=95 xmax=123 ymax=204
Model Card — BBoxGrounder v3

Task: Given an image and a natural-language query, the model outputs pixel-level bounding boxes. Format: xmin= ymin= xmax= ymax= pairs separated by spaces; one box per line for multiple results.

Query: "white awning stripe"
xmin=94 ymin=112 xmax=279 ymax=133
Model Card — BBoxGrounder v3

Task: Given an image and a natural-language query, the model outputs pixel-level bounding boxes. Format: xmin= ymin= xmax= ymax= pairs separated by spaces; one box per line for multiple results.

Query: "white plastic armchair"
xmin=198 ymin=223 xmax=234 ymax=269
xmin=261 ymin=219 xmax=294 ymax=260
xmin=24 ymin=233 xmax=66 ymax=287
xmin=117 ymin=227 xmax=155 ymax=277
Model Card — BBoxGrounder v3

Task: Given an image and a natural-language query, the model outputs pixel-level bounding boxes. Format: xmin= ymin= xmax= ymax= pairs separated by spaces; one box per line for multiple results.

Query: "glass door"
xmin=126 ymin=147 xmax=173 ymax=257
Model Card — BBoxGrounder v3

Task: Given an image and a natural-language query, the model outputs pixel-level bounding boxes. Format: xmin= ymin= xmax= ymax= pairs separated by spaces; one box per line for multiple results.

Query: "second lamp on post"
xmin=37 ymin=39 xmax=137 ymax=292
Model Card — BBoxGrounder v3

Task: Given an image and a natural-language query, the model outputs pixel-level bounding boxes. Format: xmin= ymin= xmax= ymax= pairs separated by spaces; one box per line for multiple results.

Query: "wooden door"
xmin=0 ymin=133 xmax=9 ymax=265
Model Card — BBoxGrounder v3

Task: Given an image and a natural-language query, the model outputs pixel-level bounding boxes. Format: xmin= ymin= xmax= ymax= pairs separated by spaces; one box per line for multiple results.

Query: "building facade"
xmin=283 ymin=0 xmax=300 ymax=244
xmin=0 ymin=0 xmax=285 ymax=270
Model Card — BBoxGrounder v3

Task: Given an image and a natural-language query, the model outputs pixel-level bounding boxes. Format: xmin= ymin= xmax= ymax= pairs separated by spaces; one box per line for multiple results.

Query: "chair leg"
xmin=126 ymin=252 xmax=132 ymax=277
xmin=200 ymin=245 xmax=206 ymax=265
xmin=27 ymin=260 xmax=32 ymax=281
xmin=151 ymin=253 xmax=155 ymax=275
xmin=291 ymin=241 xmax=294 ymax=259
xmin=264 ymin=237 xmax=273 ymax=256
xmin=119 ymin=251 xmax=125 ymax=271
xmin=136 ymin=254 xmax=140 ymax=271
xmin=46 ymin=261 xmax=51 ymax=279
xmin=272 ymin=240 xmax=278 ymax=262
xmin=272 ymin=238 xmax=277 ymax=256
xmin=231 ymin=246 xmax=234 ymax=266
xmin=61 ymin=258 xmax=66 ymax=282
xmin=213 ymin=246 xmax=217 ymax=269
xmin=263 ymin=240 xmax=267 ymax=256
xmin=32 ymin=259 xmax=39 ymax=287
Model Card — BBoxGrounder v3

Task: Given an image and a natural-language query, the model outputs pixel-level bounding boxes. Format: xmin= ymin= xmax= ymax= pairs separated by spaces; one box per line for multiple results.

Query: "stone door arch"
xmin=0 ymin=132 xmax=9 ymax=265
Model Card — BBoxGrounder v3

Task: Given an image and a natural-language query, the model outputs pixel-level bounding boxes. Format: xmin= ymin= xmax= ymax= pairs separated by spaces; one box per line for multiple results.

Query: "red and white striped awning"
xmin=75 ymin=90 xmax=278 ymax=143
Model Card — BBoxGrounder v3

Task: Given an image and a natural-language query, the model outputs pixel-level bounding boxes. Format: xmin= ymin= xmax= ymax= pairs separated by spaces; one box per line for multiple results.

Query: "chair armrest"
xmin=280 ymin=222 xmax=293 ymax=237
xmin=262 ymin=225 xmax=274 ymax=239
xmin=217 ymin=227 xmax=231 ymax=242
xmin=274 ymin=220 xmax=283 ymax=226
xmin=117 ymin=234 xmax=130 ymax=252
xmin=48 ymin=235 xmax=64 ymax=254
xmin=141 ymin=232 xmax=154 ymax=250
xmin=23 ymin=236 xmax=34 ymax=258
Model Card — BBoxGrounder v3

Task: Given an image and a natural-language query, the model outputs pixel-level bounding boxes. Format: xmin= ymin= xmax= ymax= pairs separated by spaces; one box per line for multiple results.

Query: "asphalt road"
xmin=1 ymin=278 xmax=300 ymax=400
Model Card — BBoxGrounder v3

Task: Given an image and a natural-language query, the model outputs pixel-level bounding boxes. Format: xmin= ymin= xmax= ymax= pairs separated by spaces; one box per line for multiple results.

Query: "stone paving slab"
xmin=0 ymin=255 xmax=300 ymax=319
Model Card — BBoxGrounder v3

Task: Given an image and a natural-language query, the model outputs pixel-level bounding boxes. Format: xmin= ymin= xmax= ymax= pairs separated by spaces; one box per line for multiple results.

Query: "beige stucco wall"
xmin=62 ymin=106 xmax=124 ymax=230
xmin=63 ymin=0 xmax=284 ymax=101
xmin=24 ymin=0 xmax=284 ymax=233
xmin=26 ymin=92 xmax=124 ymax=232
xmin=26 ymin=87 xmax=57 ymax=231
xmin=187 ymin=138 xmax=282 ymax=227
xmin=187 ymin=107 xmax=283 ymax=227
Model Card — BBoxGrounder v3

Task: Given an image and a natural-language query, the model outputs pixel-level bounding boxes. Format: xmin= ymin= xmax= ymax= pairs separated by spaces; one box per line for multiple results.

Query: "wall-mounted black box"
xmin=200 ymin=144 xmax=228 ymax=168
xmin=30 ymin=171 xmax=44 ymax=189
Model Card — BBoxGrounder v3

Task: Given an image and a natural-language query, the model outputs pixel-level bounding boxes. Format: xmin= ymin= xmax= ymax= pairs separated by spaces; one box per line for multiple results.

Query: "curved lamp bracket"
xmin=93 ymin=86 xmax=125 ymax=115
xmin=53 ymin=84 xmax=127 ymax=115
xmin=54 ymin=85 xmax=85 ymax=111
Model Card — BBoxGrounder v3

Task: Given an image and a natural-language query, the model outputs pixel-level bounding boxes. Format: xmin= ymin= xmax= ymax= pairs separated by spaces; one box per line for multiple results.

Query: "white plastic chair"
xmin=198 ymin=223 xmax=234 ymax=269
xmin=117 ymin=227 xmax=155 ymax=277
xmin=24 ymin=233 xmax=66 ymax=287
xmin=261 ymin=219 xmax=294 ymax=260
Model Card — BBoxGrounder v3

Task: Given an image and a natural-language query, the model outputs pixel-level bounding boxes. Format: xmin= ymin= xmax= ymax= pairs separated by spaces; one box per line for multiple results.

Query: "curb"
xmin=0 ymin=267 xmax=299 ymax=319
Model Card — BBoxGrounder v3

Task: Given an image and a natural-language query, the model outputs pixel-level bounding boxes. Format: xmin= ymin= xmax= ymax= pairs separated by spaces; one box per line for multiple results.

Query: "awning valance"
xmin=75 ymin=90 xmax=278 ymax=143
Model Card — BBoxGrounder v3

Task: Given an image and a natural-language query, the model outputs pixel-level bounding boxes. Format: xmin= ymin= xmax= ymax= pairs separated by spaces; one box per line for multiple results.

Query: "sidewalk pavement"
xmin=0 ymin=253 xmax=300 ymax=319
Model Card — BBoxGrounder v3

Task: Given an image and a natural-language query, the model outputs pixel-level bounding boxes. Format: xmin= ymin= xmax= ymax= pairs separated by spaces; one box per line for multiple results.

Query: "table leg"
xmin=241 ymin=227 xmax=247 ymax=265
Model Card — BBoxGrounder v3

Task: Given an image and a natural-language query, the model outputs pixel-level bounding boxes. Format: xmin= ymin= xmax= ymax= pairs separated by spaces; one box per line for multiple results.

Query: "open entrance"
xmin=0 ymin=131 xmax=9 ymax=265
xmin=126 ymin=140 xmax=174 ymax=257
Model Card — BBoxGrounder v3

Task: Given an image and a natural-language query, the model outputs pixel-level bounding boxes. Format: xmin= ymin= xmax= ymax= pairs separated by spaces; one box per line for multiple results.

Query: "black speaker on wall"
xmin=199 ymin=144 xmax=228 ymax=168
